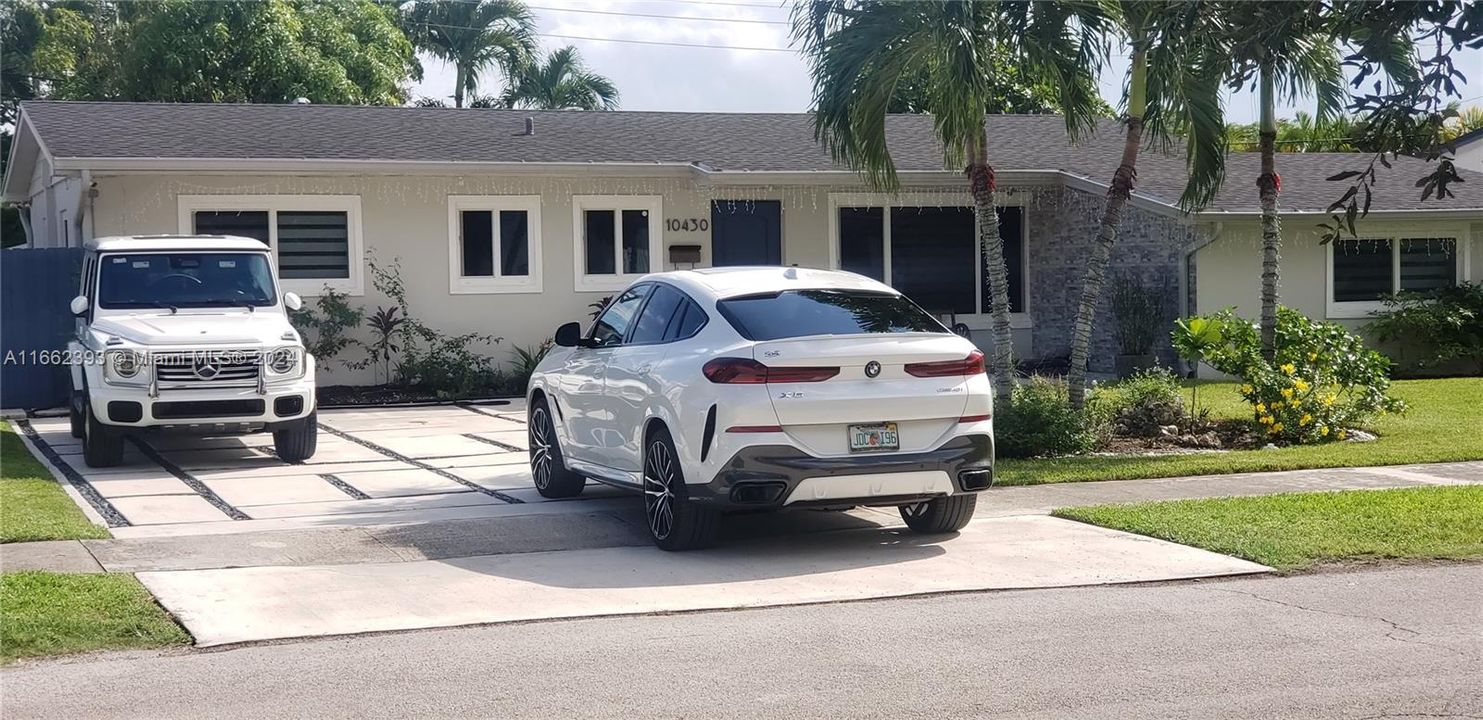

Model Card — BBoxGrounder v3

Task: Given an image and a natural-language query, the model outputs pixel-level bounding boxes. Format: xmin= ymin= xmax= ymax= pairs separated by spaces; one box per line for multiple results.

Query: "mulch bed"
xmin=1100 ymin=419 xmax=1265 ymax=455
xmin=317 ymin=385 xmax=520 ymax=408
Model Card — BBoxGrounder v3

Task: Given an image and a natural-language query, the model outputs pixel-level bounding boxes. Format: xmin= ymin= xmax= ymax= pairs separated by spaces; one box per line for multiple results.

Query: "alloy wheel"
xmin=530 ymin=407 xmax=553 ymax=490
xmin=643 ymin=440 xmax=677 ymax=541
xmin=902 ymin=501 xmax=929 ymax=518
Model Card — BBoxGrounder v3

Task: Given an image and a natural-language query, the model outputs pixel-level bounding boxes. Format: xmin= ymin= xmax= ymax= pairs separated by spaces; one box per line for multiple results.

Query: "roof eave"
xmin=2 ymin=110 xmax=49 ymax=202
xmin=1193 ymin=207 xmax=1483 ymax=219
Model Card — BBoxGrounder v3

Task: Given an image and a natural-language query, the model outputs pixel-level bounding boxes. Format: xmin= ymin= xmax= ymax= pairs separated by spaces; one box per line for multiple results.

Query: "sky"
xmin=410 ymin=0 xmax=1483 ymax=122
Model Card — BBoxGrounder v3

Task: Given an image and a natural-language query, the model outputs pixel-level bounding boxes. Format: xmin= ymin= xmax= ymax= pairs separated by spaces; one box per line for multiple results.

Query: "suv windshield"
xmin=717 ymin=289 xmax=947 ymax=341
xmin=97 ymin=253 xmax=277 ymax=310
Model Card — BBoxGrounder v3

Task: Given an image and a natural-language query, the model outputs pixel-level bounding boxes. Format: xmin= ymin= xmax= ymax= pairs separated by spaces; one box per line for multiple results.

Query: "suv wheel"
xmin=643 ymin=427 xmax=719 ymax=551
xmin=82 ymin=402 xmax=125 ymax=468
xmin=273 ymin=410 xmax=318 ymax=462
xmin=899 ymin=494 xmax=977 ymax=534
xmin=529 ymin=398 xmax=584 ymax=498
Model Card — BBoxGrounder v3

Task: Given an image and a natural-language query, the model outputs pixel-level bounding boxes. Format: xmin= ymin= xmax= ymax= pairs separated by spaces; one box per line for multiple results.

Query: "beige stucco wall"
xmin=1193 ymin=215 xmax=1479 ymax=375
xmin=86 ymin=172 xmax=1033 ymax=385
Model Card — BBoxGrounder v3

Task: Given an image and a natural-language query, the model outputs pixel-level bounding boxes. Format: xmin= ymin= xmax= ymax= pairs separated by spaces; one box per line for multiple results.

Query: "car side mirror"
xmin=283 ymin=292 xmax=304 ymax=312
xmin=554 ymin=321 xmax=584 ymax=348
xmin=70 ymin=295 xmax=90 ymax=317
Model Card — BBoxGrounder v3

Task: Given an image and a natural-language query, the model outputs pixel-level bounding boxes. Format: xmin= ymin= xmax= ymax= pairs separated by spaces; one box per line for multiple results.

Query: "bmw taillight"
xmin=703 ymin=358 xmax=839 ymax=384
xmin=904 ymin=350 xmax=986 ymax=378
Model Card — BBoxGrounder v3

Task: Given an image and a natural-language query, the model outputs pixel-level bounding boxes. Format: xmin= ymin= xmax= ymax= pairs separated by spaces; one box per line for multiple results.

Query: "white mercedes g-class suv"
xmin=67 ymin=235 xmax=318 ymax=467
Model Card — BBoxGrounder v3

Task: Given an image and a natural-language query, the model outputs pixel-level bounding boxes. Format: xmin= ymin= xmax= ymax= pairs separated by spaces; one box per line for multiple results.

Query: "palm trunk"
xmin=968 ymin=127 xmax=1015 ymax=401
xmin=454 ymin=64 xmax=467 ymax=108
xmin=1068 ymin=45 xmax=1147 ymax=409
xmin=1257 ymin=63 xmax=1281 ymax=362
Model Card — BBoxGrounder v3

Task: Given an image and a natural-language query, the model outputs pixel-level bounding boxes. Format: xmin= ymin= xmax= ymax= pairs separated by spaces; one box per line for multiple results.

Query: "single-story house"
xmin=5 ymin=100 xmax=1480 ymax=383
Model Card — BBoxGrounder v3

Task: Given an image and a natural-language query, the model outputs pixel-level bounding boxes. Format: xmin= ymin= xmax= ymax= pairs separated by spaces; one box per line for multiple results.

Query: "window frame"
xmin=446 ymin=195 xmax=543 ymax=295
xmin=827 ymin=192 xmax=1032 ymax=330
xmin=177 ymin=195 xmax=364 ymax=296
xmin=1325 ymin=226 xmax=1470 ymax=319
xmin=572 ymin=195 xmax=664 ymax=293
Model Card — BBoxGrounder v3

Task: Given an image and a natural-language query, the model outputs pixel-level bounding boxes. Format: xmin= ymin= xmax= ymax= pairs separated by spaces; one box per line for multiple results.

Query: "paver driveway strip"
xmin=137 ymin=515 xmax=1271 ymax=647
xmin=6 ymin=402 xmax=634 ymax=533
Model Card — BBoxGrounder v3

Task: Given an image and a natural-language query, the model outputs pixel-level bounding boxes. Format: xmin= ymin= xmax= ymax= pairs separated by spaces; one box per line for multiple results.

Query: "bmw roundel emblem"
xmin=864 ymin=361 xmax=882 ymax=378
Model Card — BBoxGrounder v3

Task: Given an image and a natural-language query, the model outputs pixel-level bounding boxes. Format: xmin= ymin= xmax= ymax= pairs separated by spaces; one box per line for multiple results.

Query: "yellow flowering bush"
xmin=1172 ymin=308 xmax=1405 ymax=444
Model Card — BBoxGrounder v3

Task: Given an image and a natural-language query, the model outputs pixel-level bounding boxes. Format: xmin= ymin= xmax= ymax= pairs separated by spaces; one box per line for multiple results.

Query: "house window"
xmin=1328 ymin=236 xmax=1460 ymax=317
xmin=572 ymin=195 xmax=663 ymax=292
xmin=447 ymin=196 xmax=542 ymax=294
xmin=835 ymin=203 xmax=1027 ymax=322
xmin=179 ymin=195 xmax=363 ymax=295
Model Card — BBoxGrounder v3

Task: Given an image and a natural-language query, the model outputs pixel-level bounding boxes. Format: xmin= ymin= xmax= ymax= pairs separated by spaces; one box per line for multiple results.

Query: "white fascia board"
xmin=1193 ymin=207 xmax=1483 ymax=220
xmin=52 ymin=157 xmax=700 ymax=177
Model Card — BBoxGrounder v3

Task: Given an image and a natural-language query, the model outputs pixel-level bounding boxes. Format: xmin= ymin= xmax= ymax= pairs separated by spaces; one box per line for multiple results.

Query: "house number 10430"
xmin=666 ymin=218 xmax=709 ymax=232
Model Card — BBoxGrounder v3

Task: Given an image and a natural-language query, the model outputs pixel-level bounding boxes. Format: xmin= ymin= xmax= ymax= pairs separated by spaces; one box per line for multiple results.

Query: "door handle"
xmin=635 ymin=364 xmax=652 ymax=375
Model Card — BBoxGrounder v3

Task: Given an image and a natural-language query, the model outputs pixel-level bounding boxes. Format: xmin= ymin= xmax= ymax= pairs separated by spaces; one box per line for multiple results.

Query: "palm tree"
xmin=1066 ymin=1 xmax=1226 ymax=408
xmin=499 ymin=46 xmax=619 ymax=110
xmin=791 ymin=0 xmax=1106 ymax=400
xmin=1224 ymin=1 xmax=1345 ymax=360
xmin=403 ymin=0 xmax=535 ymax=109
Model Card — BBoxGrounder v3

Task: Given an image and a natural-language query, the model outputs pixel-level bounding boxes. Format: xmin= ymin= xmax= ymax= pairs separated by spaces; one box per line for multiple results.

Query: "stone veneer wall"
xmin=1025 ymin=187 xmax=1198 ymax=374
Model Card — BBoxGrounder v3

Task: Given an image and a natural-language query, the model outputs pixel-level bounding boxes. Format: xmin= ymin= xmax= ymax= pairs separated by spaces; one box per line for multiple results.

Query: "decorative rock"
xmin=1159 ymin=425 xmax=1180 ymax=437
xmin=1345 ymin=429 xmax=1378 ymax=443
xmin=1262 ymin=443 xmax=1279 ymax=450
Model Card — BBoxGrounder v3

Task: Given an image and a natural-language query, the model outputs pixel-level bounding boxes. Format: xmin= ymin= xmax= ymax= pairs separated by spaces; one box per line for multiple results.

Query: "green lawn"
xmin=0 ymin=572 xmax=190 ymax=664
xmin=1054 ymin=485 xmax=1483 ymax=571
xmin=999 ymin=377 xmax=1483 ymax=485
xmin=1 ymin=423 xmax=187 ymax=663
xmin=0 ymin=421 xmax=109 ymax=543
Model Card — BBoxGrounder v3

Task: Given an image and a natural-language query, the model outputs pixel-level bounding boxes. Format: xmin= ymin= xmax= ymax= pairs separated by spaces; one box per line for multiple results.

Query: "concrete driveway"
xmin=27 ymin=406 xmax=1477 ymax=650
xmin=19 ymin=400 xmax=632 ymax=538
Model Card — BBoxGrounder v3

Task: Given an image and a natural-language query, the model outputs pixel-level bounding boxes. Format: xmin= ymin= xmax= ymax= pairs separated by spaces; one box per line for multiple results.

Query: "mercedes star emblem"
xmin=864 ymin=360 xmax=882 ymax=378
xmin=193 ymin=360 xmax=220 ymax=380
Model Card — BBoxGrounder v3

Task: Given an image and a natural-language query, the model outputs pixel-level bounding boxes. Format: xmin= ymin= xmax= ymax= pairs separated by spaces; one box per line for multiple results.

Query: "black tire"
xmin=274 ymin=410 xmax=318 ymax=462
xmin=530 ymin=398 xmax=584 ymax=498
xmin=69 ymin=393 xmax=85 ymax=439
xmin=82 ymin=402 xmax=125 ymax=468
xmin=643 ymin=426 xmax=719 ymax=551
xmin=899 ymin=494 xmax=977 ymax=534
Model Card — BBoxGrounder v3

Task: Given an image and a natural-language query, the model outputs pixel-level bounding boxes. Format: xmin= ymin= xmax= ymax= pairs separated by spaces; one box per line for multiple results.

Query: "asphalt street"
xmin=4 ymin=563 xmax=1479 ymax=719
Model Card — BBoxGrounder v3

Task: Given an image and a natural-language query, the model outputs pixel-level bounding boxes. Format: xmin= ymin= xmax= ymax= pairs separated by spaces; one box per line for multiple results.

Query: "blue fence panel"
xmin=1 ymin=247 xmax=84 ymax=410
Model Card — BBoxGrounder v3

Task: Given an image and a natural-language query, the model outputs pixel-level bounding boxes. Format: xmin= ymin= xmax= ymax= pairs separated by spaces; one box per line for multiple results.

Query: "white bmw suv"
xmin=527 ymin=267 xmax=994 ymax=550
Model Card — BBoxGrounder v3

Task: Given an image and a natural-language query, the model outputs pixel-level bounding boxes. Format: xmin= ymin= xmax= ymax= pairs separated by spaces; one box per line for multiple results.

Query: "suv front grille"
xmin=153 ymin=350 xmax=261 ymax=386
xmin=153 ymin=399 xmax=265 ymax=420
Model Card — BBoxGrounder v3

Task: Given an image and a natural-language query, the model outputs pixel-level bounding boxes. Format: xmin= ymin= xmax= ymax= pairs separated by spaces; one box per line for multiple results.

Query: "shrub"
xmin=1108 ymin=366 xmax=1188 ymax=436
xmin=368 ymin=254 xmax=505 ymax=398
xmin=1110 ymin=275 xmax=1171 ymax=356
xmin=1366 ymin=282 xmax=1483 ymax=376
xmin=288 ymin=287 xmax=364 ymax=372
xmin=996 ymin=377 xmax=1099 ymax=458
xmin=508 ymin=340 xmax=553 ymax=395
xmin=1171 ymin=308 xmax=1404 ymax=444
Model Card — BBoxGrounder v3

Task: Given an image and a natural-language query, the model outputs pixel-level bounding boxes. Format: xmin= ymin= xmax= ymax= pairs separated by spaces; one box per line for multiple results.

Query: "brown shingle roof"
xmin=20 ymin=100 xmax=1483 ymax=213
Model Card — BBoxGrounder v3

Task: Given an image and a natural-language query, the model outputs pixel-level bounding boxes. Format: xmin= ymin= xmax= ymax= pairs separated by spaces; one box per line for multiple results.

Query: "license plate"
xmin=848 ymin=422 xmax=899 ymax=452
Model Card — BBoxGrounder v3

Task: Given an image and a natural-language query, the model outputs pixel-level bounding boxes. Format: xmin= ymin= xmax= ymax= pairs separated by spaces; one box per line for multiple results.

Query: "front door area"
xmin=711 ymin=200 xmax=782 ymax=266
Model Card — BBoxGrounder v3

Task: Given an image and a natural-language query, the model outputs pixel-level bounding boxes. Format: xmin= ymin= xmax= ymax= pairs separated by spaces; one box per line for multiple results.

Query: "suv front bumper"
xmin=690 ymin=434 xmax=994 ymax=510
xmin=86 ymin=377 xmax=316 ymax=432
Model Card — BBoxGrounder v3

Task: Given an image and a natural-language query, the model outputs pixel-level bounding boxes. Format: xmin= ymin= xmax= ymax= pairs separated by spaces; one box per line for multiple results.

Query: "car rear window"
xmin=717 ymin=289 xmax=947 ymax=341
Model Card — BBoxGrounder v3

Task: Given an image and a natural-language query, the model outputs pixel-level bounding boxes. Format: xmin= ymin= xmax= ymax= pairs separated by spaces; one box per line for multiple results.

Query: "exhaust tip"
xmin=958 ymin=468 xmax=993 ymax=491
xmin=730 ymin=481 xmax=788 ymax=504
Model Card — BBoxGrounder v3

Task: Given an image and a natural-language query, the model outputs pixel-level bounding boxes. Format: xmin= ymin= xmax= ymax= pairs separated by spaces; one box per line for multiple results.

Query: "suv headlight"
xmin=264 ymin=347 xmax=303 ymax=379
xmin=104 ymin=350 xmax=146 ymax=384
